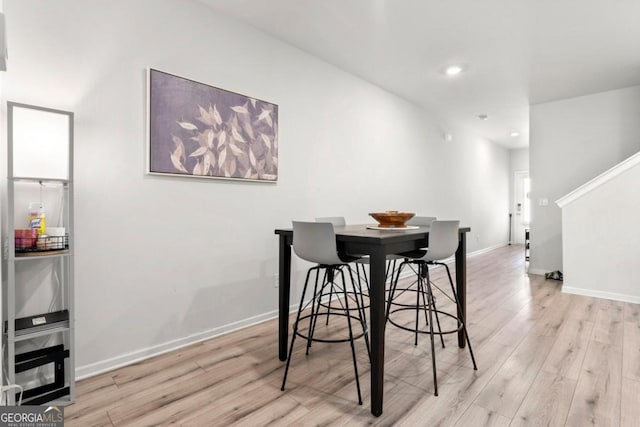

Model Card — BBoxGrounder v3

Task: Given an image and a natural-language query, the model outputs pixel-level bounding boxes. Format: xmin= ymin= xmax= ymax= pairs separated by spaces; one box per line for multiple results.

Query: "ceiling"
xmin=198 ymin=0 xmax=640 ymax=149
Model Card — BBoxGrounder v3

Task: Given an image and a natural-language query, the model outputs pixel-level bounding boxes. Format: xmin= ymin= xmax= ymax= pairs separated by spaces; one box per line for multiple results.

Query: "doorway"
xmin=513 ymin=171 xmax=530 ymax=244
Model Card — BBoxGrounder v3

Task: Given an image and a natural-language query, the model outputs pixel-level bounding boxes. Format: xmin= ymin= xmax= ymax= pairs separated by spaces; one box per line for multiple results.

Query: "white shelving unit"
xmin=2 ymin=102 xmax=75 ymax=405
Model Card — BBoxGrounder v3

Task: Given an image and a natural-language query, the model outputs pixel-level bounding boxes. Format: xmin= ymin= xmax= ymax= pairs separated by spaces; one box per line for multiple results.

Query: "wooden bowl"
xmin=369 ymin=211 xmax=415 ymax=228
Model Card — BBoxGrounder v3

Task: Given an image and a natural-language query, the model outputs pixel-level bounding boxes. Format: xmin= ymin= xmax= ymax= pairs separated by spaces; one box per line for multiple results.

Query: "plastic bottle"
xmin=28 ymin=202 xmax=46 ymax=235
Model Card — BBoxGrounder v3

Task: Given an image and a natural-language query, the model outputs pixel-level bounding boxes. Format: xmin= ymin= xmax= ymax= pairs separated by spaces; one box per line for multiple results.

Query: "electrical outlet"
xmin=274 ymin=274 xmax=279 ymax=288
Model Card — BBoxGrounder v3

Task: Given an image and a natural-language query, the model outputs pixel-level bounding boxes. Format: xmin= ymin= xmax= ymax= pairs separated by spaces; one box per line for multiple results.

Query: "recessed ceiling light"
xmin=477 ymin=114 xmax=489 ymax=121
xmin=510 ymin=132 xmax=520 ymax=137
xmin=445 ymin=65 xmax=464 ymax=76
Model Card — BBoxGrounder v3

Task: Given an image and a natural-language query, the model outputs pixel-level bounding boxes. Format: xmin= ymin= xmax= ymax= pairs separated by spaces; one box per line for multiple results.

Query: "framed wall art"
xmin=147 ymin=68 xmax=278 ymax=182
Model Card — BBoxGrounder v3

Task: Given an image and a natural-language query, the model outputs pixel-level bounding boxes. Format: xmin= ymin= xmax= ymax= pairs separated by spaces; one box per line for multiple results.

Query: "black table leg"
xmin=278 ymin=234 xmax=292 ymax=361
xmin=369 ymin=248 xmax=386 ymax=416
xmin=455 ymin=231 xmax=467 ymax=348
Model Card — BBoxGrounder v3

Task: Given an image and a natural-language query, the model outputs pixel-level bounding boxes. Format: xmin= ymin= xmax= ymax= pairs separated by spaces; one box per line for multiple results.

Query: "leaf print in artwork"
xmin=206 ymin=150 xmax=216 ymax=172
xmin=212 ymin=104 xmax=223 ymax=126
xmin=231 ymin=126 xmax=246 ymax=143
xmin=241 ymin=119 xmax=255 ymax=140
xmin=189 ymin=146 xmax=209 ymax=157
xmin=193 ymin=160 xmax=203 ymax=175
xmin=258 ymin=108 xmax=273 ymax=127
xmin=231 ymin=105 xmax=249 ymax=114
xmin=205 ymin=129 xmax=215 ymax=149
xmin=170 ymin=149 xmax=188 ymax=173
xmin=229 ymin=143 xmax=244 ymax=156
xmin=260 ymin=133 xmax=271 ymax=150
xmin=218 ymin=147 xmax=227 ymax=168
xmin=172 ymin=135 xmax=186 ymax=163
xmin=177 ymin=121 xmax=198 ymax=130
xmin=148 ymin=69 xmax=278 ymax=180
xmin=218 ymin=130 xmax=227 ymax=146
xmin=197 ymin=105 xmax=216 ymax=127
xmin=191 ymin=128 xmax=217 ymax=152
xmin=238 ymin=153 xmax=250 ymax=171
xmin=272 ymin=121 xmax=278 ymax=147
xmin=203 ymin=150 xmax=211 ymax=175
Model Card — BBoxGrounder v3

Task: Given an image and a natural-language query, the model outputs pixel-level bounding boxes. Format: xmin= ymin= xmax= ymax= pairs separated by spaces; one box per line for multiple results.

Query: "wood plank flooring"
xmin=66 ymin=245 xmax=640 ymax=426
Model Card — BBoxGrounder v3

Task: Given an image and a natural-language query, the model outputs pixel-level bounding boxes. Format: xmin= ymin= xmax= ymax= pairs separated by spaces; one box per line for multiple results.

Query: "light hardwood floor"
xmin=66 ymin=245 xmax=640 ymax=426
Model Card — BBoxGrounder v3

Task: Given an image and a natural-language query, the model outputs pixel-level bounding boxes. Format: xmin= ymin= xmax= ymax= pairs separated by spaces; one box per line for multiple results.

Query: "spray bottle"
xmin=28 ymin=202 xmax=46 ymax=235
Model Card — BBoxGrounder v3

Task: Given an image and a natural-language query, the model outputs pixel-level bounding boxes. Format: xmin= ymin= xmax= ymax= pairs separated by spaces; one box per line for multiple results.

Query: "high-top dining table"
xmin=274 ymin=224 xmax=470 ymax=417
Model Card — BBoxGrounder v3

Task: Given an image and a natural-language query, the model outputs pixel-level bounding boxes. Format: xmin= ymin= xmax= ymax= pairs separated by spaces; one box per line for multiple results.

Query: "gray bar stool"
xmin=281 ymin=221 xmax=370 ymax=405
xmin=316 ymin=217 xmax=370 ymax=322
xmin=386 ymin=220 xmax=477 ymax=396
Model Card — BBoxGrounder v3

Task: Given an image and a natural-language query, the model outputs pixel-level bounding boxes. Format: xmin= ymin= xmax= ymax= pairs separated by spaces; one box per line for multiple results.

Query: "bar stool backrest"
xmin=292 ymin=221 xmax=343 ymax=265
xmin=423 ymin=220 xmax=460 ymax=262
xmin=407 ymin=216 xmax=437 ymax=226
xmin=315 ymin=217 xmax=346 ymax=226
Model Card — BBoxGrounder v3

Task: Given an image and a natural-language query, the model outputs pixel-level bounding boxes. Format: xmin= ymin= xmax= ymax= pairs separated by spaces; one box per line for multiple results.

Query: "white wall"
xmin=529 ymin=85 xmax=640 ymax=274
xmin=510 ymin=148 xmax=529 ymax=172
xmin=560 ymin=157 xmax=640 ymax=303
xmin=1 ymin=0 xmax=510 ymax=377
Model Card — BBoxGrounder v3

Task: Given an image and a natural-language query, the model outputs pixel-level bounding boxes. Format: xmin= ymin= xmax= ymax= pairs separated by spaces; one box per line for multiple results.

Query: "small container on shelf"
xmin=47 ymin=227 xmax=67 ymax=249
xmin=36 ymin=234 xmax=50 ymax=250
xmin=15 ymin=228 xmax=37 ymax=250
xmin=14 ymin=229 xmax=68 ymax=253
xmin=28 ymin=201 xmax=46 ymax=235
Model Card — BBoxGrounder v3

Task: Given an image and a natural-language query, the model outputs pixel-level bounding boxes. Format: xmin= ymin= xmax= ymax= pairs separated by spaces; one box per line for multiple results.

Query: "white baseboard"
xmin=468 ymin=242 xmax=509 ymax=258
xmin=527 ymin=268 xmax=550 ymax=276
xmin=75 ymin=308 xmax=285 ymax=380
xmin=562 ymin=286 xmax=640 ymax=304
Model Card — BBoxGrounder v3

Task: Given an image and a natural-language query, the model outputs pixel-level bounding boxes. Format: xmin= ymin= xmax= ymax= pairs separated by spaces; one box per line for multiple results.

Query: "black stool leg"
xmin=386 ymin=261 xmax=406 ymax=322
xmin=415 ymin=272 xmax=423 ymax=346
xmin=385 ymin=258 xmax=397 ymax=284
xmin=355 ymin=262 xmax=370 ymax=293
xmin=423 ymin=266 xmax=445 ymax=348
xmin=441 ymin=262 xmax=477 ymax=370
xmin=348 ymin=265 xmax=370 ymax=362
xmin=419 ymin=273 xmax=440 ymax=344
xmin=306 ymin=268 xmax=323 ymax=355
xmin=424 ymin=277 xmax=439 ymax=396
xmin=325 ymin=267 xmax=335 ymax=325
xmin=362 ymin=263 xmax=370 ymax=292
xmin=282 ymin=268 xmax=314 ymax=391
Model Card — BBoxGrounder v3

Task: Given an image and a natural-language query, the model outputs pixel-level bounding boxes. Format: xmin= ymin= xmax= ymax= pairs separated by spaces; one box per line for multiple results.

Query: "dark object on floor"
xmin=545 ymin=270 xmax=563 ymax=281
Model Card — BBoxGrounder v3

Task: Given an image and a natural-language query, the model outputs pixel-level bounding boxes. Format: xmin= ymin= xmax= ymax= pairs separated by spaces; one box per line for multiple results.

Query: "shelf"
xmin=14 ymin=249 xmax=71 ymax=260
xmin=10 ymin=324 xmax=71 ymax=342
xmin=4 ymin=310 xmax=70 ymax=342
xmin=10 ymin=176 xmax=69 ymax=184
xmin=14 ymin=344 xmax=70 ymax=405
xmin=5 ymin=101 xmax=75 ymax=405
xmin=22 ymin=387 xmax=71 ymax=406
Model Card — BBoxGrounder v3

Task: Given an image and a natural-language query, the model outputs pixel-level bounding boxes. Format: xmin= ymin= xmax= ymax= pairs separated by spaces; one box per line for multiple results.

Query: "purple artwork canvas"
xmin=148 ymin=69 xmax=278 ymax=182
